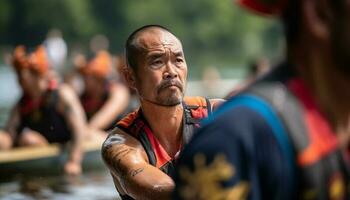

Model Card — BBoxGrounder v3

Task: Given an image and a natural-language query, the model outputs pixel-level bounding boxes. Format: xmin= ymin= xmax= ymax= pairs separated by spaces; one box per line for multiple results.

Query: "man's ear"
xmin=122 ymin=66 xmax=137 ymax=90
xmin=302 ymin=0 xmax=332 ymax=41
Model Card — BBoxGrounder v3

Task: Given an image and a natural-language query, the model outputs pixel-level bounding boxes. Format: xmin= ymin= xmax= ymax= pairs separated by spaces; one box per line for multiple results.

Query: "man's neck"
xmin=28 ymin=85 xmax=47 ymax=101
xmin=140 ymin=99 xmax=184 ymax=157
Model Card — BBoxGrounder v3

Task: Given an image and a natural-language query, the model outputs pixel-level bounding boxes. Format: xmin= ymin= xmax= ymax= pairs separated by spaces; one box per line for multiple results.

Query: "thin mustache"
xmin=158 ymin=80 xmax=183 ymax=92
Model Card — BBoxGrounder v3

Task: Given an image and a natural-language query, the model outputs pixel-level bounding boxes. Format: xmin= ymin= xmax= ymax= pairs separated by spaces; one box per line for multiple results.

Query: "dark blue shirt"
xmin=173 ymin=97 xmax=296 ymax=200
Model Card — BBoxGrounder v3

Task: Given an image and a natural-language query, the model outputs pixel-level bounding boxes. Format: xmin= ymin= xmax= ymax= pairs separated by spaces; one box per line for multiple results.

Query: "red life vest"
xmin=116 ymin=96 xmax=211 ymax=174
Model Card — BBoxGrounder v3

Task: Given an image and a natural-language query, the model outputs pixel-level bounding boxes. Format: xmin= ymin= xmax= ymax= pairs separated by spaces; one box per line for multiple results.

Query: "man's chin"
xmin=157 ymin=95 xmax=183 ymax=107
xmin=162 ymin=99 xmax=182 ymax=106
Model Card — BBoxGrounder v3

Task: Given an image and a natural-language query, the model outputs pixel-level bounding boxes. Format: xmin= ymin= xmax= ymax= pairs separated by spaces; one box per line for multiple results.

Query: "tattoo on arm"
xmin=113 ymin=148 xmax=135 ymax=167
xmin=130 ymin=168 xmax=144 ymax=177
xmin=102 ymin=137 xmax=137 ymax=176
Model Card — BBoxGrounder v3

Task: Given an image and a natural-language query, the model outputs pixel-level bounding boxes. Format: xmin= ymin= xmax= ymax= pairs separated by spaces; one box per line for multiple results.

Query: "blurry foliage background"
xmin=0 ymin=0 xmax=284 ymax=79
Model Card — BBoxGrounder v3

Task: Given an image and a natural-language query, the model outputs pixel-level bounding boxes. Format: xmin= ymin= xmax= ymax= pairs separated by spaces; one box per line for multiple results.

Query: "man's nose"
xmin=163 ymin=62 xmax=178 ymax=80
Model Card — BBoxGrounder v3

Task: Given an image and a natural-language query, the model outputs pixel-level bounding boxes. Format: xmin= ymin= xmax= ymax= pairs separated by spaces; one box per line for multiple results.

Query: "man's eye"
xmin=176 ymin=58 xmax=183 ymax=63
xmin=175 ymin=58 xmax=184 ymax=66
xmin=151 ymin=60 xmax=163 ymax=66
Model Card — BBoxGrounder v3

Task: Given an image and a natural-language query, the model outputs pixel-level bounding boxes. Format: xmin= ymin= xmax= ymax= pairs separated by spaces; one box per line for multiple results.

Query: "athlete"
xmin=101 ymin=25 xmax=223 ymax=200
xmin=173 ymin=0 xmax=350 ymax=199
xmin=77 ymin=50 xmax=130 ymax=131
xmin=0 ymin=45 xmax=86 ymax=175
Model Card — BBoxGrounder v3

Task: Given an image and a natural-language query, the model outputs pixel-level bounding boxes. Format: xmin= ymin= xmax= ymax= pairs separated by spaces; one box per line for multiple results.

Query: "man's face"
xmin=132 ymin=29 xmax=188 ymax=106
xmin=17 ymin=69 xmax=42 ymax=96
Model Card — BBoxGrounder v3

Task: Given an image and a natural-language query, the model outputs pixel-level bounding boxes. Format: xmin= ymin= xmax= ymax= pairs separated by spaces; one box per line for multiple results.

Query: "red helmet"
xmin=237 ymin=0 xmax=288 ymax=16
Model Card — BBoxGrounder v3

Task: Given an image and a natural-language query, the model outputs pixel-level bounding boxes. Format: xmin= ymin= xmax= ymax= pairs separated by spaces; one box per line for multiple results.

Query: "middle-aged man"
xmin=173 ymin=0 xmax=350 ymax=199
xmin=101 ymin=25 xmax=223 ymax=200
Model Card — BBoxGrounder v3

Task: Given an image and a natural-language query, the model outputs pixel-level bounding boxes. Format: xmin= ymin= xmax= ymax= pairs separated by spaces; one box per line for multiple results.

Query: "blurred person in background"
xmin=173 ymin=0 xmax=350 ymax=199
xmin=101 ymin=25 xmax=224 ymax=200
xmin=0 ymin=45 xmax=87 ymax=175
xmin=63 ymin=34 xmax=110 ymax=95
xmin=76 ymin=50 xmax=130 ymax=131
xmin=245 ymin=57 xmax=270 ymax=82
xmin=225 ymin=57 xmax=270 ymax=98
xmin=41 ymin=29 xmax=68 ymax=87
xmin=201 ymin=66 xmax=222 ymax=99
xmin=90 ymin=34 xmax=110 ymax=54
xmin=44 ymin=29 xmax=68 ymax=71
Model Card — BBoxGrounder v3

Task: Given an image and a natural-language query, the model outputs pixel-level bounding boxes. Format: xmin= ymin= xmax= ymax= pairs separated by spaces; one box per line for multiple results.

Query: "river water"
xmin=0 ymin=171 xmax=119 ymax=200
xmin=0 ymin=66 xmax=120 ymax=200
xmin=0 ymin=67 xmax=20 ymax=128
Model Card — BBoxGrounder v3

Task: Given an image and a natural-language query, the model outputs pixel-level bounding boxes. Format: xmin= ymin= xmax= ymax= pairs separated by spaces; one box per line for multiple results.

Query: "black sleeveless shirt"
xmin=18 ymin=89 xmax=71 ymax=143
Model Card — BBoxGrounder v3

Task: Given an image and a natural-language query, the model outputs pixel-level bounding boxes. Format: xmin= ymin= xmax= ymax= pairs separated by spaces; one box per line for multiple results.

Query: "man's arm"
xmin=58 ymin=84 xmax=86 ymax=175
xmin=88 ymin=83 xmax=130 ymax=130
xmin=102 ymin=128 xmax=174 ymax=200
xmin=1 ymin=104 xmax=22 ymax=149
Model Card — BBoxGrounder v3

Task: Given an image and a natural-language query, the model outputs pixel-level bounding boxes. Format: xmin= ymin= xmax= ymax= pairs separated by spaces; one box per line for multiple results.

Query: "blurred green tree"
xmin=0 ymin=0 xmax=283 ymax=77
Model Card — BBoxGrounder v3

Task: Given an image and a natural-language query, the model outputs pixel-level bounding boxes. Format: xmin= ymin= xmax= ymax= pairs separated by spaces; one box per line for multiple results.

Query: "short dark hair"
xmin=125 ymin=25 xmax=172 ymax=71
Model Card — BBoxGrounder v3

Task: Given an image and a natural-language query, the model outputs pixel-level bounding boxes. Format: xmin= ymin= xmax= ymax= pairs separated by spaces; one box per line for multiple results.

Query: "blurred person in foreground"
xmin=0 ymin=46 xmax=86 ymax=175
xmin=101 ymin=25 xmax=224 ymax=200
xmin=173 ymin=0 xmax=350 ymax=199
xmin=76 ymin=51 xmax=130 ymax=131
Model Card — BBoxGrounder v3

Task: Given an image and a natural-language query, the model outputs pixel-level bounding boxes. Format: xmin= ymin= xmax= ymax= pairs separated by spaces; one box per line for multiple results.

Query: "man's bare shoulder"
xmin=57 ymin=83 xmax=77 ymax=102
xmin=103 ymin=127 xmax=145 ymax=148
xmin=101 ymin=127 xmax=148 ymax=167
